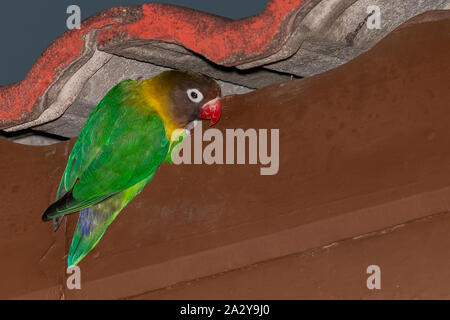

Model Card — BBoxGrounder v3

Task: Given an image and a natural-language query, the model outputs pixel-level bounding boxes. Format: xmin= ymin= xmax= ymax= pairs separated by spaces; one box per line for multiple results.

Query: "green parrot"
xmin=42 ymin=70 xmax=222 ymax=267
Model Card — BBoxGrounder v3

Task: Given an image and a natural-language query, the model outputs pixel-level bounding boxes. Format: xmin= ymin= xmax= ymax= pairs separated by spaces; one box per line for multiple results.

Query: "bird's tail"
xmin=41 ymin=186 xmax=76 ymax=232
xmin=68 ymin=178 xmax=151 ymax=267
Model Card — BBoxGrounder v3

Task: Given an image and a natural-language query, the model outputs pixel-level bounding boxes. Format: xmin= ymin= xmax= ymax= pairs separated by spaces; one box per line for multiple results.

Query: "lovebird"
xmin=42 ymin=70 xmax=222 ymax=267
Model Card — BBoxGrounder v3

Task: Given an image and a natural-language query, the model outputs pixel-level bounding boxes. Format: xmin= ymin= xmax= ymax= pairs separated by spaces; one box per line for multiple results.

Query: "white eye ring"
xmin=187 ymin=89 xmax=204 ymax=103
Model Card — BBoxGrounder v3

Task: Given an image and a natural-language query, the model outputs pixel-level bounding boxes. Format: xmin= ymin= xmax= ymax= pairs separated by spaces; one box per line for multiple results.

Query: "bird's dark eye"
xmin=187 ymin=89 xmax=204 ymax=103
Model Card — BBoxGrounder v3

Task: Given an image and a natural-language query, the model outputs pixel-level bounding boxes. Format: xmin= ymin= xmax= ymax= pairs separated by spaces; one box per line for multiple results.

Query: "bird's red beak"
xmin=200 ymin=98 xmax=222 ymax=126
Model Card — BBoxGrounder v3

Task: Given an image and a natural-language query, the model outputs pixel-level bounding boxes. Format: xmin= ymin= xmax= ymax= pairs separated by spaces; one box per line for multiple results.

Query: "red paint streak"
xmin=0 ymin=8 xmax=125 ymax=124
xmin=0 ymin=31 xmax=84 ymax=122
xmin=0 ymin=0 xmax=303 ymax=125
xmin=99 ymin=0 xmax=303 ymax=62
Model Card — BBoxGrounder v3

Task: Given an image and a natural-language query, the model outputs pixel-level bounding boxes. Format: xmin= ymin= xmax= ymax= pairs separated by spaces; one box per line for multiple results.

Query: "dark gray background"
xmin=0 ymin=1 xmax=268 ymax=86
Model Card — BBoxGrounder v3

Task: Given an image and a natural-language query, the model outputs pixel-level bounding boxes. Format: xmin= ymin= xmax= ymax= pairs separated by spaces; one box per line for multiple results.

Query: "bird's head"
xmin=146 ymin=70 xmax=222 ymax=130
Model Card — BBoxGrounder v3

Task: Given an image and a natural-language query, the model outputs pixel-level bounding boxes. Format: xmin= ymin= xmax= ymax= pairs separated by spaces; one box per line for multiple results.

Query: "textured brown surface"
xmin=136 ymin=212 xmax=450 ymax=300
xmin=0 ymin=14 xmax=449 ymax=299
xmin=0 ymin=141 xmax=70 ymax=299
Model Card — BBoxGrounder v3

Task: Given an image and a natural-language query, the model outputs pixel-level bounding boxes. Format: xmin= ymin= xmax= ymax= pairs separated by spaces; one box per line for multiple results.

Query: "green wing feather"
xmin=68 ymin=174 xmax=154 ymax=266
xmin=53 ymin=80 xmax=170 ymax=216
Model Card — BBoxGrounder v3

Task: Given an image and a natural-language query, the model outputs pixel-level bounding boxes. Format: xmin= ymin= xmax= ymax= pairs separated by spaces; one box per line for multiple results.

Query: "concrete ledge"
xmin=1 ymin=1 xmax=448 ymax=134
